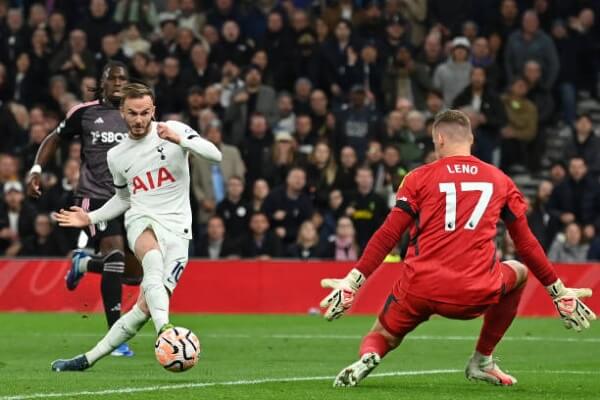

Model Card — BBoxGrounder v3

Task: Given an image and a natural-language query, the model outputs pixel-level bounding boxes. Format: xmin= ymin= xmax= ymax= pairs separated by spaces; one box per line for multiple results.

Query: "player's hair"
xmin=119 ymin=83 xmax=156 ymax=107
xmin=432 ymin=109 xmax=472 ymax=139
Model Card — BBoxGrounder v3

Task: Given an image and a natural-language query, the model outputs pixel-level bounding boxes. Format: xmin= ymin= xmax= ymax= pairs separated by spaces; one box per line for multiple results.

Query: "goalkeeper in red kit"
xmin=320 ymin=110 xmax=596 ymax=387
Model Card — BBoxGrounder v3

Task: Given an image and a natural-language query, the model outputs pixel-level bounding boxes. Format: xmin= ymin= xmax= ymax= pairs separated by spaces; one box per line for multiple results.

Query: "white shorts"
xmin=126 ymin=216 xmax=190 ymax=293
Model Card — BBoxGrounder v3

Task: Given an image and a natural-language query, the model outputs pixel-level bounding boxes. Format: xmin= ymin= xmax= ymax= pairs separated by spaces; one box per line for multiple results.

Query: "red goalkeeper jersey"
xmin=394 ymin=155 xmax=528 ymax=305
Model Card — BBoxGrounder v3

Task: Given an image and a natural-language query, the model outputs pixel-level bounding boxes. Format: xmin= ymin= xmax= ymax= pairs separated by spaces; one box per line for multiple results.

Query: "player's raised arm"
xmin=503 ymin=181 xmax=596 ymax=331
xmin=157 ymin=121 xmax=222 ymax=163
xmin=320 ymin=172 xmax=418 ymax=321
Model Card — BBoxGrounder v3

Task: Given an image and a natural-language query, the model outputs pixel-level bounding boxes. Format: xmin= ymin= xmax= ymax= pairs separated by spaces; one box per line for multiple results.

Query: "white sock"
xmin=141 ymin=249 xmax=170 ymax=333
xmin=78 ymin=256 xmax=90 ymax=273
xmin=84 ymin=305 xmax=148 ymax=364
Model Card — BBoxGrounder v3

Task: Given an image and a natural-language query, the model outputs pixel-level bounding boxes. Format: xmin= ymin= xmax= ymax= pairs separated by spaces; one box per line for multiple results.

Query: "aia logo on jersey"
xmin=132 ymin=167 xmax=176 ymax=194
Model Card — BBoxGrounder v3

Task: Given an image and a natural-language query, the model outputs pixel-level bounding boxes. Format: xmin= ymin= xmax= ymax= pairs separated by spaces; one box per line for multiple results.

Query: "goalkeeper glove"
xmin=320 ymin=269 xmax=366 ymax=321
xmin=546 ymin=279 xmax=596 ymax=332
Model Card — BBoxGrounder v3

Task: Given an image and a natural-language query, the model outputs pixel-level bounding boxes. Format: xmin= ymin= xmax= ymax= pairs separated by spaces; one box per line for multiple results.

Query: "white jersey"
xmin=105 ymin=120 xmax=221 ymax=240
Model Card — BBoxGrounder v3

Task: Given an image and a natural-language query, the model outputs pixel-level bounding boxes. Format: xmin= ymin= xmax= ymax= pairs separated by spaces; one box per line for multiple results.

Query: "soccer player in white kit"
xmin=50 ymin=83 xmax=222 ymax=371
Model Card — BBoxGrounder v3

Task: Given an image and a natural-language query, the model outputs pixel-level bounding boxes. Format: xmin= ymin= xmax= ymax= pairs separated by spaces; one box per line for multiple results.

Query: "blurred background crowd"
xmin=0 ymin=0 xmax=599 ymax=262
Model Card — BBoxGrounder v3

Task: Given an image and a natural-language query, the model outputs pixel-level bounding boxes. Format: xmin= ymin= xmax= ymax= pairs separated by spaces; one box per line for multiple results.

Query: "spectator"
xmin=345 ymin=166 xmax=388 ymax=248
xmin=470 ymin=37 xmax=501 ymax=90
xmin=113 ymin=0 xmax=159 ymax=36
xmin=177 ymin=0 xmax=206 ymax=38
xmin=273 ymin=92 xmax=296 ymax=134
xmin=523 ymin=60 xmax=554 ymax=127
xmin=416 ymin=32 xmax=444 ymax=77
xmin=49 ymin=29 xmax=97 ymax=90
xmin=551 ymin=19 xmax=579 ymax=125
xmin=80 ymin=0 xmax=121 ymax=53
xmin=565 ymin=114 xmax=600 ymax=178
xmin=588 ymin=237 xmax=600 ymax=261
xmin=548 ymin=223 xmax=589 ymax=263
xmin=357 ymin=42 xmax=385 ymax=108
xmin=263 ymin=132 xmax=301 ymax=187
xmin=261 ymin=10 xmax=293 ymax=91
xmin=285 ymin=220 xmax=325 ymax=260
xmin=379 ymin=14 xmax=411 ymax=67
xmin=504 ymin=10 xmax=560 ymax=90
xmin=293 ymin=77 xmax=313 ymax=115
xmin=206 ymin=0 xmax=242 ymax=31
xmin=306 ymin=141 xmax=338 ymax=210
xmin=251 ymin=178 xmax=269 ymax=213
xmin=293 ymin=114 xmax=317 ymax=157
xmin=500 ymin=77 xmax=538 ymax=171
xmin=527 ymin=179 xmax=554 ymax=250
xmin=0 ymin=181 xmax=36 ymax=256
xmin=320 ymin=19 xmax=362 ymax=98
xmin=335 ymin=146 xmax=359 ymax=195
xmin=150 ymin=15 xmax=179 ymax=61
xmin=38 ymin=158 xmax=79 ymax=215
xmin=547 ymin=157 xmax=599 ymax=241
xmin=487 ymin=0 xmax=520 ymax=41
xmin=155 ymin=56 xmax=186 ymax=117
xmin=47 ymin=11 xmax=68 ymax=53
xmin=212 ymin=20 xmax=254 ymax=67
xmin=433 ymin=36 xmax=472 ymax=105
xmin=225 ymin=65 xmax=277 ymax=146
xmin=383 ymin=43 xmax=431 ymax=111
xmin=240 ymin=211 xmax=283 ymax=259
xmin=18 ymin=213 xmax=66 ymax=257
xmin=191 ymin=120 xmax=246 ymax=228
xmin=195 ymin=215 xmax=237 ymax=259
xmin=180 ymin=86 xmax=204 ymax=132
xmin=335 ymin=85 xmax=380 ymax=160
xmin=216 ymin=176 xmax=250 ymax=245
xmin=263 ymin=167 xmax=313 ymax=245
xmin=399 ymin=110 xmax=428 ymax=166
xmin=309 ymin=89 xmax=337 ymax=147
xmin=203 ymin=84 xmax=225 ymax=121
xmin=323 ymin=216 xmax=360 ymax=261
xmin=241 ymin=113 xmax=274 ymax=184
xmin=380 ymin=144 xmax=409 ymax=206
xmin=454 ymin=67 xmax=507 ymax=164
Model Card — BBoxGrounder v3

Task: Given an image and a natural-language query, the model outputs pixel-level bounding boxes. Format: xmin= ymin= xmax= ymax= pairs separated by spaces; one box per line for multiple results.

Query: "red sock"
xmin=476 ymin=284 xmax=525 ymax=356
xmin=359 ymin=332 xmax=391 ymax=358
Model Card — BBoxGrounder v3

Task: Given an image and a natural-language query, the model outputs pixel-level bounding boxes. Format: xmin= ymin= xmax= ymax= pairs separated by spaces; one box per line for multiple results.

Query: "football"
xmin=154 ymin=326 xmax=201 ymax=372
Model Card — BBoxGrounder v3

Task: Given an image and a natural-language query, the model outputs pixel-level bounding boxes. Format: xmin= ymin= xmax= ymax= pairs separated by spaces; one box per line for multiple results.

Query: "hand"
xmin=273 ymin=210 xmax=286 ymax=221
xmin=275 ymin=227 xmax=286 ymax=238
xmin=201 ymin=199 xmax=216 ymax=211
xmin=347 ymin=47 xmax=357 ymax=66
xmin=546 ymin=279 xmax=596 ymax=331
xmin=560 ymin=212 xmax=576 ymax=224
xmin=501 ymin=126 xmax=515 ymax=138
xmin=583 ymin=225 xmax=596 ymax=240
xmin=157 ymin=122 xmax=181 ymax=144
xmin=320 ymin=268 xmax=366 ymax=321
xmin=234 ymin=91 xmax=249 ymax=103
xmin=52 ymin=206 xmax=92 ymax=228
xmin=345 ymin=207 xmax=356 ymax=217
xmin=26 ymin=173 xmax=42 ymax=198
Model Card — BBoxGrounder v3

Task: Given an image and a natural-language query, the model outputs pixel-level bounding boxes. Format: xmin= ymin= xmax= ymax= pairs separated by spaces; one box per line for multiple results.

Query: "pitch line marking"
xmin=0 ymin=369 xmax=460 ymax=400
xmin=3 ymin=369 xmax=600 ymax=400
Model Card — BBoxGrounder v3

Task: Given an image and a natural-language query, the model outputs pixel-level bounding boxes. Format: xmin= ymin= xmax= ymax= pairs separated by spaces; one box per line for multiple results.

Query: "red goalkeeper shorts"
xmin=378 ymin=261 xmax=519 ymax=339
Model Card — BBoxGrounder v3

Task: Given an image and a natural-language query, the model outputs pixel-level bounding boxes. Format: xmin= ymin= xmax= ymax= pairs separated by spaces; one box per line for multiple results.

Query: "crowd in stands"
xmin=0 ymin=0 xmax=599 ymax=262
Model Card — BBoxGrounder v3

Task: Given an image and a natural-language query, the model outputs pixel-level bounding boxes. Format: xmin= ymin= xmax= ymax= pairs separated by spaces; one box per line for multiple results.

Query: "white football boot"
xmin=333 ymin=352 xmax=381 ymax=387
xmin=465 ymin=352 xmax=517 ymax=386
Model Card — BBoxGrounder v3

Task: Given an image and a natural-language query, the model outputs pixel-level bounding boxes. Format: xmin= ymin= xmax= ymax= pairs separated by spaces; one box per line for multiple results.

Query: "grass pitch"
xmin=1 ymin=313 xmax=599 ymax=400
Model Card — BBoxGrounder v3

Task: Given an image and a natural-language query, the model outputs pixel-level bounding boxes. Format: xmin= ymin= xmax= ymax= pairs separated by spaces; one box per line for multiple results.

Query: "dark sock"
xmin=87 ymin=255 xmax=105 ymax=274
xmin=100 ymin=250 xmax=125 ymax=328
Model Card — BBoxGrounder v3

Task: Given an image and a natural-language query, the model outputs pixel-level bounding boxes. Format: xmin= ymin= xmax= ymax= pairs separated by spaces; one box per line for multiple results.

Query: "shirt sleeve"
xmin=165 ymin=120 xmax=222 ymax=163
xmin=107 ymin=151 xmax=127 ymax=189
xmin=500 ymin=175 xmax=528 ymax=224
xmin=394 ymin=170 xmax=420 ymax=218
xmin=54 ymin=105 xmax=86 ymax=141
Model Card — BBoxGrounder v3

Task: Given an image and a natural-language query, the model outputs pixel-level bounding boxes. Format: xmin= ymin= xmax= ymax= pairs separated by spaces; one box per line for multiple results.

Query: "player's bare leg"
xmin=51 ymin=292 xmax=150 ymax=371
xmin=134 ymin=228 xmax=172 ymax=334
xmin=466 ymin=260 xmax=528 ymax=386
xmin=334 ymin=320 xmax=400 ymax=387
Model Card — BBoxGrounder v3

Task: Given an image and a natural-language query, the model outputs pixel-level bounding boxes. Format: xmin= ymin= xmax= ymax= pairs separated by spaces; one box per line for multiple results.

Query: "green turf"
xmin=1 ymin=313 xmax=599 ymax=399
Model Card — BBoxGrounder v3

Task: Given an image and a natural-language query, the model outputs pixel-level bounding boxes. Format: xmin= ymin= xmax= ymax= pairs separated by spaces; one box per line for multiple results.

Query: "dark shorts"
xmin=75 ymin=197 xmax=124 ymax=249
xmin=378 ymin=262 xmax=519 ymax=339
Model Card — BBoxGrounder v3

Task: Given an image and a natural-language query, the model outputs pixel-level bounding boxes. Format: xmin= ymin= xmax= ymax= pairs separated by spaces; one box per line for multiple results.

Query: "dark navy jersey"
xmin=56 ymin=100 xmax=129 ymax=200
